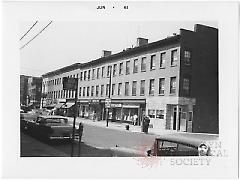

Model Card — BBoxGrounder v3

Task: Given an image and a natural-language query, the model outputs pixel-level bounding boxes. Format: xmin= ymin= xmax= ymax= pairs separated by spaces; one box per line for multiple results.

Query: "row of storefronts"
xmin=43 ymin=97 xmax=194 ymax=132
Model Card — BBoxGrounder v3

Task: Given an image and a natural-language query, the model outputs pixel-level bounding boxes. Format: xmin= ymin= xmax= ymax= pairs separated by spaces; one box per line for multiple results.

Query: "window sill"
xmin=149 ymin=94 xmax=154 ymax=96
xmin=158 ymin=94 xmax=164 ymax=96
xmin=150 ymin=69 xmax=155 ymax=71
xmin=160 ymin=67 xmax=166 ymax=69
xmin=171 ymin=65 xmax=177 ymax=67
xmin=140 ymin=94 xmax=145 ymax=96
xmin=141 ymin=70 xmax=146 ymax=72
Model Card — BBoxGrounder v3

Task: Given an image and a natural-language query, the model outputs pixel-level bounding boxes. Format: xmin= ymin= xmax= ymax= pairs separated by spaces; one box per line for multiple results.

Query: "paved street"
xmin=21 ymin=118 xmax=159 ymax=157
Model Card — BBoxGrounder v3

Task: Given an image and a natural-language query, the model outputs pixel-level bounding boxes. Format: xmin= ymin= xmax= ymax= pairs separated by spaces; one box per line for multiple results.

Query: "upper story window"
xmin=140 ymin=80 xmax=145 ymax=96
xmin=159 ymin=78 xmax=165 ymax=95
xmin=113 ymin=64 xmax=117 ymax=77
xmin=126 ymin=61 xmax=130 ymax=75
xmin=102 ymin=66 xmax=105 ymax=78
xmin=97 ymin=68 xmax=100 ymax=79
xmin=150 ymin=54 xmax=156 ymax=70
xmin=101 ymin=85 xmax=104 ymax=96
xmin=149 ymin=79 xmax=155 ymax=95
xmin=119 ymin=62 xmax=123 ymax=75
xmin=107 ymin=66 xmax=111 ymax=77
xmin=84 ymin=71 xmax=87 ymax=81
xmin=83 ymin=87 xmax=86 ymax=97
xmin=96 ymin=85 xmax=99 ymax=97
xmin=141 ymin=57 xmax=146 ymax=72
xmin=118 ymin=83 xmax=122 ymax=96
xmin=87 ymin=86 xmax=90 ymax=96
xmin=160 ymin=52 xmax=166 ymax=68
xmin=170 ymin=77 xmax=177 ymax=94
xmin=112 ymin=84 xmax=115 ymax=96
xmin=171 ymin=49 xmax=178 ymax=66
xmin=184 ymin=50 xmax=191 ymax=65
xmin=79 ymin=87 xmax=82 ymax=97
xmin=80 ymin=72 xmax=83 ymax=81
xmin=106 ymin=84 xmax=110 ymax=96
xmin=183 ymin=76 xmax=191 ymax=96
xmin=133 ymin=59 xmax=138 ymax=73
xmin=88 ymin=70 xmax=91 ymax=80
xmin=91 ymin=86 xmax=94 ymax=97
xmin=92 ymin=69 xmax=95 ymax=80
xmin=125 ymin=82 xmax=130 ymax=96
xmin=132 ymin=81 xmax=137 ymax=96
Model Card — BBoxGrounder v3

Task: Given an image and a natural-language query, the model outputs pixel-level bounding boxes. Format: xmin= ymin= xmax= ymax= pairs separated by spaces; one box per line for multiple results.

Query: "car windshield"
xmin=156 ymin=140 xmax=198 ymax=156
xmin=45 ymin=118 xmax=68 ymax=124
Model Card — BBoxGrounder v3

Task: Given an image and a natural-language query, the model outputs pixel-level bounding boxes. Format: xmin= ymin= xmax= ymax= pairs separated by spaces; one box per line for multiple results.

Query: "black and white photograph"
xmin=1 ymin=1 xmax=239 ymax=179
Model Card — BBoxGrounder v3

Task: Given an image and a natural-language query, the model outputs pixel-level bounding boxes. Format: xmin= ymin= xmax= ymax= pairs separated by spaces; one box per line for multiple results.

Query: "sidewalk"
xmin=69 ymin=117 xmax=174 ymax=136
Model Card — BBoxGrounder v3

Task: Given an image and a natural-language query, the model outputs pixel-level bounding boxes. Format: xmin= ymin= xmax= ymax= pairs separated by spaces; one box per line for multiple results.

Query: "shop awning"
xmin=55 ymin=103 xmax=64 ymax=109
xmin=61 ymin=102 xmax=75 ymax=109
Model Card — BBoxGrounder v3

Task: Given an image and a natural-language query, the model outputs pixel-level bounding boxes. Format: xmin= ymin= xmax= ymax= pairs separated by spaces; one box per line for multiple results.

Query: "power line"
xmin=20 ymin=21 xmax=38 ymax=41
xmin=20 ymin=21 xmax=53 ymax=50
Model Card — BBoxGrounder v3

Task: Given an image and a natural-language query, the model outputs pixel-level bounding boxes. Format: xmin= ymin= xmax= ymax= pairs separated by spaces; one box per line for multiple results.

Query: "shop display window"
xmin=148 ymin=109 xmax=155 ymax=118
xmin=156 ymin=110 xmax=164 ymax=119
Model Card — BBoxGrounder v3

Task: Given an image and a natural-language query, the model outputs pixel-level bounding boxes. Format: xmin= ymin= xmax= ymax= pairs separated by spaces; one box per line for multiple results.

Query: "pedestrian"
xmin=133 ymin=114 xmax=138 ymax=126
xmin=145 ymin=115 xmax=150 ymax=134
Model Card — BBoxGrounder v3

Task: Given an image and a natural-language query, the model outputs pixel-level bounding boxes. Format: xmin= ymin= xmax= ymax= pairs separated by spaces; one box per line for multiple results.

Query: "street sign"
xmin=63 ymin=77 xmax=78 ymax=90
xmin=105 ymin=98 xmax=111 ymax=108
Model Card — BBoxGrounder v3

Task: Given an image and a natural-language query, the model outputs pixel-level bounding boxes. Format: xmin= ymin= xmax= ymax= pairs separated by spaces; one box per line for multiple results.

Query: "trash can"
xmin=126 ymin=124 xmax=129 ymax=130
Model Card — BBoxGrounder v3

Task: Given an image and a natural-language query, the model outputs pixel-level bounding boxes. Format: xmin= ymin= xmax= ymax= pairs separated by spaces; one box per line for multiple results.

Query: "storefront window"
xmin=148 ymin=109 xmax=155 ymax=118
xmin=156 ymin=110 xmax=164 ymax=119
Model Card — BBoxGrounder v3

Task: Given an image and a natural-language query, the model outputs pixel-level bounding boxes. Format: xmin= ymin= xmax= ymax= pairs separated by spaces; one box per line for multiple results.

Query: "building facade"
xmin=27 ymin=76 xmax=42 ymax=108
xmin=20 ymin=75 xmax=29 ymax=106
xmin=42 ymin=24 xmax=218 ymax=134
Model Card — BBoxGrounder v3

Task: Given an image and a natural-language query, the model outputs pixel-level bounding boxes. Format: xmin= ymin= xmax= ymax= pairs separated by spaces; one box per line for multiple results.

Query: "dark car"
xmin=23 ymin=115 xmax=79 ymax=140
xmin=147 ymin=133 xmax=219 ymax=156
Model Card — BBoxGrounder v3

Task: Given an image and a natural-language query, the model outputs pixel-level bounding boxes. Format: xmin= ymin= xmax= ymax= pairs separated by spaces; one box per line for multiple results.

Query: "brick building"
xmin=42 ymin=24 xmax=218 ymax=134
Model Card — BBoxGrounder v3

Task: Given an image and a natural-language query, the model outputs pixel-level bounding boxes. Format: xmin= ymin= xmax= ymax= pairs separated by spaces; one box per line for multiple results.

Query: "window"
xmin=88 ymin=70 xmax=91 ymax=80
xmin=133 ymin=59 xmax=138 ymax=73
xmin=97 ymin=68 xmax=100 ymax=79
xmin=188 ymin=112 xmax=193 ymax=121
xmin=132 ymin=81 xmax=137 ymax=96
xmin=140 ymin=80 xmax=145 ymax=96
xmin=141 ymin=57 xmax=146 ymax=72
xmin=80 ymin=72 xmax=83 ymax=81
xmin=159 ymin=78 xmax=165 ymax=95
xmin=84 ymin=71 xmax=87 ymax=81
xmin=126 ymin=61 xmax=130 ymax=75
xmin=87 ymin=86 xmax=90 ymax=97
xmin=96 ymin=85 xmax=99 ymax=97
xmin=160 ymin=52 xmax=166 ymax=68
xmin=79 ymin=87 xmax=82 ymax=97
xmin=106 ymin=84 xmax=110 ymax=96
xmin=112 ymin=84 xmax=115 ymax=95
xmin=92 ymin=69 xmax=95 ymax=80
xmin=91 ymin=86 xmax=94 ymax=96
xmin=107 ymin=66 xmax=111 ymax=77
xmin=170 ymin=77 xmax=177 ymax=94
xmin=119 ymin=62 xmax=123 ymax=75
xmin=113 ymin=64 xmax=117 ymax=76
xmin=101 ymin=66 xmax=105 ymax=77
xmin=101 ymin=85 xmax=104 ymax=96
xmin=156 ymin=110 xmax=164 ymax=119
xmin=125 ymin=82 xmax=129 ymax=96
xmin=150 ymin=54 xmax=156 ymax=70
xmin=171 ymin=49 xmax=178 ymax=66
xmin=149 ymin=79 xmax=155 ymax=95
xmin=118 ymin=83 xmax=122 ymax=95
xmin=184 ymin=50 xmax=191 ymax=65
xmin=83 ymin=87 xmax=86 ymax=97
xmin=148 ymin=109 xmax=155 ymax=118
xmin=183 ymin=77 xmax=190 ymax=95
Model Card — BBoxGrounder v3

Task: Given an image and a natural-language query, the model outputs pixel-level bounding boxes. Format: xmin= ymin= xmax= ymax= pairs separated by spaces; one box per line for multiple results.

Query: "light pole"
xmin=106 ymin=65 xmax=112 ymax=127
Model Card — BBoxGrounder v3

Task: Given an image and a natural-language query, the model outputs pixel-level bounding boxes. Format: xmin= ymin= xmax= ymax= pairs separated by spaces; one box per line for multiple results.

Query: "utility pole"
xmin=106 ymin=66 xmax=112 ymax=127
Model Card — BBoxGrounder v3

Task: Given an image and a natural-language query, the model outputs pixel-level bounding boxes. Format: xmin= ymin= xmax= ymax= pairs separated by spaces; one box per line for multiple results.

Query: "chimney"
xmin=137 ymin=37 xmax=148 ymax=47
xmin=102 ymin=50 xmax=112 ymax=57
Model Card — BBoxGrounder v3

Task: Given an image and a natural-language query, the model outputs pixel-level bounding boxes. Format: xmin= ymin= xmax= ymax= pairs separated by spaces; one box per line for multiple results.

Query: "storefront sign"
xmin=89 ymin=99 xmax=100 ymax=104
xmin=63 ymin=77 xmax=78 ymax=90
xmin=122 ymin=105 xmax=139 ymax=108
xmin=111 ymin=104 xmax=122 ymax=108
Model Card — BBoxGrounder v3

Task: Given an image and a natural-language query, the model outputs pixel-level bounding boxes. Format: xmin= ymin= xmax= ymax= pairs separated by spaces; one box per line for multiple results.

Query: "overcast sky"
xmin=20 ymin=21 xmax=218 ymax=77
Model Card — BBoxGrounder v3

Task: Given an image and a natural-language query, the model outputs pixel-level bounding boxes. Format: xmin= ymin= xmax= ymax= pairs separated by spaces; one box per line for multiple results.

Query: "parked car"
xmin=20 ymin=112 xmax=39 ymax=131
xmin=147 ymin=133 xmax=219 ymax=156
xmin=26 ymin=115 xmax=79 ymax=140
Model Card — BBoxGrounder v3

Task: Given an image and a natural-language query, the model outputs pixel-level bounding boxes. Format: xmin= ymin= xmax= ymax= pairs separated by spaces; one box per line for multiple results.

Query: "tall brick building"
xmin=42 ymin=24 xmax=218 ymax=134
